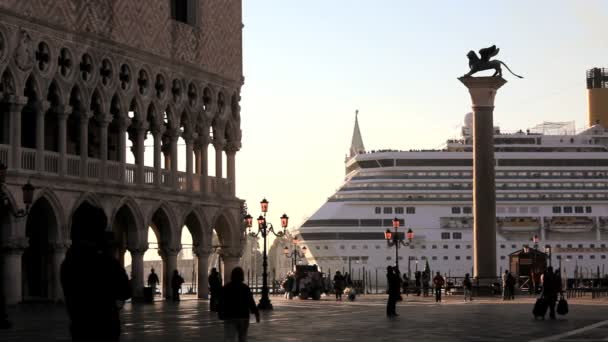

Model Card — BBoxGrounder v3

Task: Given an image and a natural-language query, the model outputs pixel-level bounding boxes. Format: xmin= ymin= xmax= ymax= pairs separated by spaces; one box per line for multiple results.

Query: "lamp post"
xmin=0 ymin=163 xmax=35 ymax=329
xmin=283 ymin=236 xmax=307 ymax=271
xmin=245 ymin=198 xmax=287 ymax=310
xmin=384 ymin=217 xmax=414 ymax=273
xmin=544 ymin=244 xmax=552 ymax=268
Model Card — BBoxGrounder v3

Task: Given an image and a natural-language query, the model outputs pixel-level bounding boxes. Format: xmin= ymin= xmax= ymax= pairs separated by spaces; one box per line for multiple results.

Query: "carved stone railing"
xmin=125 ymin=164 xmax=136 ymax=184
xmin=66 ymin=155 xmax=80 ymax=177
xmin=43 ymin=151 xmax=59 ymax=174
xmin=0 ymin=144 xmax=8 ymax=165
xmin=21 ymin=148 xmax=36 ymax=171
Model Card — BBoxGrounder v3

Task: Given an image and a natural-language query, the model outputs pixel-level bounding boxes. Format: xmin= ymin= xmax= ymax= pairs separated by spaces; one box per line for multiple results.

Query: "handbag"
xmin=556 ymin=294 xmax=569 ymax=315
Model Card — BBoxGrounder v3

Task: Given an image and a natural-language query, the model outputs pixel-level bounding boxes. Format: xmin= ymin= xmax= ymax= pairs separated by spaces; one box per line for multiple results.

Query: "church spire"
xmin=350 ymin=109 xmax=365 ymax=157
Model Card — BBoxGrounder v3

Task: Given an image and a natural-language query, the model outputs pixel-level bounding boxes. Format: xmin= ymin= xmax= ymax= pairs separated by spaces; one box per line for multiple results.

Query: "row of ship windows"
xmin=375 ymin=207 xmax=416 ymax=214
xmin=313 ymin=243 xmax=607 ymax=251
xmin=336 ymin=193 xmax=608 ymax=200
xmin=552 ymin=206 xmax=593 ymax=214
xmin=360 ymin=171 xmax=606 ymax=179
xmin=350 ymin=182 xmax=608 ymax=190
xmin=384 ymin=255 xmax=608 ymax=261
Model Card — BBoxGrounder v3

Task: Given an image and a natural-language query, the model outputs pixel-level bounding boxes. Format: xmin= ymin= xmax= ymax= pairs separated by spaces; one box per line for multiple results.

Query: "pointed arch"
xmin=147 ymin=201 xmax=177 ymax=248
xmin=47 ymin=79 xmax=64 ymax=108
xmin=210 ymin=208 xmax=239 ymax=246
xmin=23 ymin=73 xmax=41 ymax=102
xmin=0 ymin=67 xmax=17 ymax=97
xmin=90 ymin=88 xmax=107 ymax=116
xmin=180 ymin=207 xmax=207 ymax=248
xmin=68 ymin=192 xmax=106 ymax=233
xmin=31 ymin=188 xmax=67 ymax=240
xmin=110 ymin=196 xmax=145 ymax=234
xmin=128 ymin=96 xmax=144 ymax=121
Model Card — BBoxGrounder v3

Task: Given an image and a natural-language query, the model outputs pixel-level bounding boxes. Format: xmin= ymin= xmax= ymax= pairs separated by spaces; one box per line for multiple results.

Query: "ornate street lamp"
xmin=246 ymin=198 xmax=287 ymax=310
xmin=384 ymin=217 xmax=414 ymax=274
xmin=283 ymin=236 xmax=307 ymax=270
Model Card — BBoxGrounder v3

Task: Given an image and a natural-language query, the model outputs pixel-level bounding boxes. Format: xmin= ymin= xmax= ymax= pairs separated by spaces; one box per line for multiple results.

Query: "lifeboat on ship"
xmin=548 ymin=216 xmax=594 ymax=233
xmin=498 ymin=217 xmax=540 ymax=232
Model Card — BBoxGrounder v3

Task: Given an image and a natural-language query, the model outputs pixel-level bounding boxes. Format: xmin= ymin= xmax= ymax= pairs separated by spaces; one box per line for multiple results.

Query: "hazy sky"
xmin=234 ymin=0 xmax=608 ymax=230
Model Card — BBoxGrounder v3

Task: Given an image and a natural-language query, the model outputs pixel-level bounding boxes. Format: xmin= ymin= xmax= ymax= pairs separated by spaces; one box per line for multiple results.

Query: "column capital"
xmin=117 ymin=116 xmax=131 ymax=130
xmin=458 ymin=76 xmax=507 ymax=107
xmin=182 ymin=131 xmax=197 ymax=144
xmin=158 ymin=246 xmax=181 ymax=258
xmin=48 ymin=240 xmax=71 ymax=252
xmin=213 ymin=138 xmax=225 ymax=149
xmin=165 ymin=128 xmax=181 ymax=141
xmin=0 ymin=237 xmax=29 ymax=253
xmin=221 ymin=246 xmax=243 ymax=259
xmin=33 ymin=100 xmax=51 ymax=115
xmin=78 ymin=111 xmax=93 ymax=123
xmin=150 ymin=124 xmax=165 ymax=137
xmin=193 ymin=245 xmax=212 ymax=257
xmin=3 ymin=94 xmax=28 ymax=107
xmin=53 ymin=105 xmax=72 ymax=119
xmin=128 ymin=244 xmax=149 ymax=256
xmin=97 ymin=113 xmax=113 ymax=126
xmin=224 ymin=141 xmax=240 ymax=154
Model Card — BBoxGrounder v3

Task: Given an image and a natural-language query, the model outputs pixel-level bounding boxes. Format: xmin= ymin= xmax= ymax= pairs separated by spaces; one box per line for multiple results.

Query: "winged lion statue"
xmin=464 ymin=45 xmax=523 ymax=79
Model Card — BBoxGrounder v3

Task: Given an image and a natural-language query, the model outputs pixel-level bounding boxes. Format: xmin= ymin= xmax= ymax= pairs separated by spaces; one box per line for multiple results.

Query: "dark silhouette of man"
xmin=61 ymin=203 xmax=131 ymax=342
xmin=386 ymin=266 xmax=401 ymax=317
xmin=171 ymin=269 xmax=184 ymax=301
xmin=209 ymin=267 xmax=222 ymax=311
xmin=147 ymin=268 xmax=160 ymax=296
xmin=218 ymin=267 xmax=259 ymax=342
xmin=542 ymin=266 xmax=560 ymax=319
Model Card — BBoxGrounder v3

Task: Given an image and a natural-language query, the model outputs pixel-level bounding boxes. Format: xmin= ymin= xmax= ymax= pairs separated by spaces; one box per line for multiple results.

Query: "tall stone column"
xmin=98 ymin=115 xmax=111 ymax=182
xmin=152 ymin=126 xmax=164 ymax=187
xmin=50 ymin=240 xmax=70 ymax=302
xmin=0 ymin=236 xmax=28 ymax=305
xmin=225 ymin=143 xmax=238 ymax=196
xmin=222 ymin=251 xmax=241 ymax=285
xmin=184 ymin=133 xmax=196 ymax=192
xmin=35 ymin=101 xmax=50 ymax=172
xmin=6 ymin=96 xmax=27 ymax=170
xmin=168 ymin=130 xmax=179 ymax=189
xmin=194 ymin=247 xmax=211 ymax=299
xmin=79 ymin=112 xmax=91 ymax=179
xmin=200 ymin=135 xmax=209 ymax=194
xmin=118 ymin=117 xmax=130 ymax=183
xmin=160 ymin=247 xmax=180 ymax=300
xmin=57 ymin=107 xmax=70 ymax=177
xmin=459 ymin=76 xmax=506 ymax=282
xmin=128 ymin=247 xmax=147 ymax=301
xmin=135 ymin=123 xmax=147 ymax=186
xmin=214 ymin=140 xmax=224 ymax=179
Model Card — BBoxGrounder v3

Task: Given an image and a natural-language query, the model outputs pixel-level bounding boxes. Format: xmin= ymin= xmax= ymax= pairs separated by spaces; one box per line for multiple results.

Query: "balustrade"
xmin=1 ymin=148 xmax=233 ymax=197
xmin=43 ymin=151 xmax=59 ymax=174
xmin=21 ymin=148 xmax=36 ymax=171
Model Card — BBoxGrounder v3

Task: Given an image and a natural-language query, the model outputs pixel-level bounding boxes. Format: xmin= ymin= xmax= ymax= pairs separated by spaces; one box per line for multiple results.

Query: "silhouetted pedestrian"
xmin=61 ymin=203 xmax=131 ymax=342
xmin=463 ymin=273 xmax=473 ymax=302
xmin=219 ymin=267 xmax=260 ymax=342
xmin=415 ymin=271 xmax=421 ymax=296
xmin=172 ymin=270 xmax=184 ymax=301
xmin=147 ymin=268 xmax=160 ymax=296
xmin=209 ymin=268 xmax=222 ymax=311
xmin=386 ymin=266 xmax=401 ymax=316
xmin=333 ymin=271 xmax=345 ymax=301
xmin=422 ymin=270 xmax=430 ymax=297
xmin=541 ymin=266 xmax=561 ymax=320
xmin=402 ymin=274 xmax=409 ymax=296
xmin=433 ymin=272 xmax=445 ymax=303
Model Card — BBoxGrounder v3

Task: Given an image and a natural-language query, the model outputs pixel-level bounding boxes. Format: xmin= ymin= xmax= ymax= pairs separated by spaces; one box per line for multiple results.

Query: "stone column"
xmin=169 ymin=131 xmax=179 ymax=189
xmin=57 ymin=107 xmax=70 ymax=177
xmin=0 ymin=236 xmax=28 ymax=305
xmin=225 ymin=143 xmax=238 ymax=196
xmin=128 ymin=247 xmax=147 ymax=301
xmin=222 ymin=249 xmax=242 ymax=285
xmin=118 ymin=117 xmax=130 ymax=183
xmin=540 ymin=217 xmax=546 ymax=241
xmin=98 ymin=115 xmax=111 ymax=182
xmin=49 ymin=240 xmax=70 ymax=302
xmin=596 ymin=217 xmax=601 ymax=241
xmin=159 ymin=247 xmax=180 ymax=300
xmin=6 ymin=96 xmax=27 ymax=170
xmin=200 ymin=135 xmax=209 ymax=194
xmin=184 ymin=133 xmax=196 ymax=192
xmin=35 ymin=101 xmax=50 ymax=172
xmin=152 ymin=127 xmax=164 ymax=187
xmin=459 ymin=76 xmax=506 ymax=282
xmin=214 ymin=139 xmax=224 ymax=179
xmin=194 ymin=247 xmax=211 ymax=299
xmin=79 ymin=112 xmax=91 ymax=179
xmin=135 ymin=123 xmax=147 ymax=186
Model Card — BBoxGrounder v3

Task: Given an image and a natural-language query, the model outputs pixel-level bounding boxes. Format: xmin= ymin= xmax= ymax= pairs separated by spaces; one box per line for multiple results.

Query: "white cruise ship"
xmin=296 ymin=69 xmax=608 ymax=282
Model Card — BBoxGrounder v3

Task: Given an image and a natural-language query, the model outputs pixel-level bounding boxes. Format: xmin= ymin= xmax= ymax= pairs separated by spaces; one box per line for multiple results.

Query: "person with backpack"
xmin=433 ymin=272 xmax=445 ymax=303
xmin=541 ymin=266 xmax=560 ymax=319
xmin=463 ymin=273 xmax=473 ymax=302
xmin=171 ymin=270 xmax=184 ymax=302
xmin=506 ymin=272 xmax=516 ymax=300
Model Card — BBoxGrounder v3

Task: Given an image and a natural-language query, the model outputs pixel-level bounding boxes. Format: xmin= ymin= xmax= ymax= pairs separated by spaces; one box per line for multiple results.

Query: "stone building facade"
xmin=0 ymin=0 xmax=245 ymax=304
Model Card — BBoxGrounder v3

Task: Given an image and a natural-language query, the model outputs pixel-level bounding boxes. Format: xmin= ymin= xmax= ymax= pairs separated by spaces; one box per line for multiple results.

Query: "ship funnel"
xmin=587 ymin=68 xmax=608 ymax=127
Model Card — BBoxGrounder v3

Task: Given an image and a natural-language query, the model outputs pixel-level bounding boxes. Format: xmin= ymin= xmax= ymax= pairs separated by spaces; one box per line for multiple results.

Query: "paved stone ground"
xmin=3 ymin=294 xmax=608 ymax=341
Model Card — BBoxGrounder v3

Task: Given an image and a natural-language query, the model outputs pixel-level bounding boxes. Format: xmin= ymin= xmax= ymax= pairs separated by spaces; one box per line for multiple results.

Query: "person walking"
xmin=507 ymin=271 xmax=516 ymax=300
xmin=422 ymin=270 xmax=430 ymax=297
xmin=541 ymin=266 xmax=560 ymax=320
xmin=415 ymin=271 xmax=421 ymax=296
xmin=147 ymin=268 xmax=160 ymax=297
xmin=386 ymin=266 xmax=401 ymax=317
xmin=218 ymin=267 xmax=260 ymax=342
xmin=463 ymin=273 xmax=473 ymax=302
xmin=333 ymin=271 xmax=345 ymax=301
xmin=433 ymin=272 xmax=445 ymax=303
xmin=209 ymin=268 xmax=222 ymax=311
xmin=171 ymin=270 xmax=184 ymax=302
xmin=502 ymin=270 xmax=509 ymax=300
xmin=60 ymin=203 xmax=131 ymax=342
xmin=402 ymin=274 xmax=409 ymax=296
